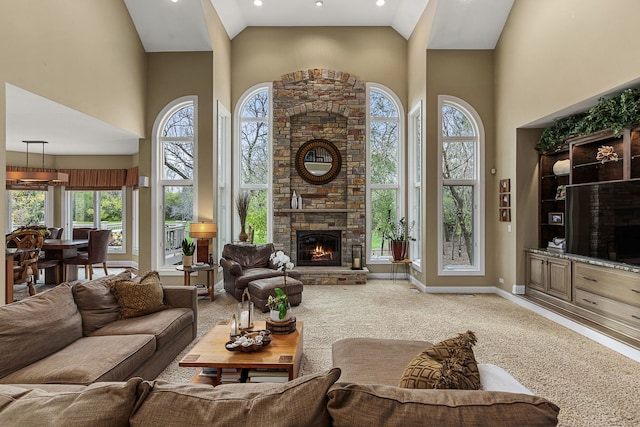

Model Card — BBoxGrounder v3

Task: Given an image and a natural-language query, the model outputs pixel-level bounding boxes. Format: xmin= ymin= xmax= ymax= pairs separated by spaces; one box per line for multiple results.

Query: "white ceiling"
xmin=6 ymin=0 xmax=515 ymax=155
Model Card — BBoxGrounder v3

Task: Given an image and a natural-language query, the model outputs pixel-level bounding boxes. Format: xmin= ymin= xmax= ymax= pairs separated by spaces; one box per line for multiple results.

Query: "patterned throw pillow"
xmin=110 ymin=271 xmax=167 ymax=319
xmin=398 ymin=331 xmax=481 ymax=390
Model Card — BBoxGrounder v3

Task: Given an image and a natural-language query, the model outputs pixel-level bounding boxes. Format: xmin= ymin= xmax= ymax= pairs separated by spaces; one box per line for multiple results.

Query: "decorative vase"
xmin=182 ymin=255 xmax=193 ymax=267
xmin=298 ymin=194 xmax=302 ymax=209
xmin=391 ymin=240 xmax=408 ymax=261
xmin=291 ymin=191 xmax=298 ymax=209
xmin=238 ymin=224 xmax=248 ymax=242
xmin=552 ymin=159 xmax=570 ymax=176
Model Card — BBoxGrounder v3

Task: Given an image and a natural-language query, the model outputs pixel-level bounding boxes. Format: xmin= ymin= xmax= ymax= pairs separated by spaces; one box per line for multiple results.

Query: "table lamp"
xmin=189 ymin=222 xmax=217 ymax=264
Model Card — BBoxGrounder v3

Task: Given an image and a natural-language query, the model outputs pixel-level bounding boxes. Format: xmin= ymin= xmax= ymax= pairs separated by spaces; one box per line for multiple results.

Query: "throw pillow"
xmin=398 ymin=331 xmax=480 ymax=390
xmin=110 ymin=271 xmax=167 ymax=319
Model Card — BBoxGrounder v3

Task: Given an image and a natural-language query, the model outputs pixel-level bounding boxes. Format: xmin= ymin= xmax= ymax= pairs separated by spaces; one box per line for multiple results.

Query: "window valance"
xmin=6 ymin=166 xmax=139 ymax=190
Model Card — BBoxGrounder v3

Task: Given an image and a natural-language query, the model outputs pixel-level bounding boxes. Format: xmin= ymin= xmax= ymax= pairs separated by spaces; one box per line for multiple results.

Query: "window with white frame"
xmin=132 ymin=188 xmax=139 ymax=256
xmin=217 ymin=102 xmax=232 ymax=259
xmin=6 ymin=187 xmax=52 ymax=231
xmin=438 ymin=96 xmax=484 ymax=274
xmin=408 ymin=103 xmax=422 ymax=268
xmin=65 ymin=189 xmax=125 ymax=252
xmin=235 ymin=85 xmax=271 ymax=244
xmin=367 ymin=84 xmax=404 ymax=262
xmin=153 ymin=99 xmax=196 ymax=269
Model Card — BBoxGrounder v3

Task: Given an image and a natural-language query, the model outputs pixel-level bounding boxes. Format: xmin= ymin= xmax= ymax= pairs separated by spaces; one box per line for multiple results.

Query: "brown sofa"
xmin=0 ymin=365 xmax=559 ymax=426
xmin=0 ymin=271 xmax=197 ymax=385
xmin=220 ymin=243 xmax=300 ymax=301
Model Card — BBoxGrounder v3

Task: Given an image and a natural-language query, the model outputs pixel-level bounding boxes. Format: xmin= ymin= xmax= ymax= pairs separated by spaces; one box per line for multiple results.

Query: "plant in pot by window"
xmin=181 ymin=238 xmax=195 ymax=267
xmin=381 ymin=217 xmax=416 ymax=261
xmin=235 ymin=191 xmax=252 ymax=242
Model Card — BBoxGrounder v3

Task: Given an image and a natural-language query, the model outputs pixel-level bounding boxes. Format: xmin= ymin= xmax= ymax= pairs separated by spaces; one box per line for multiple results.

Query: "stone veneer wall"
xmin=272 ymin=69 xmax=366 ymax=267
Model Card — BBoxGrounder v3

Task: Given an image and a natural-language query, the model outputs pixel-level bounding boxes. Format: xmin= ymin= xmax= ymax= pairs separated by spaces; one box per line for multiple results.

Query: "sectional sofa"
xmin=0 ymin=271 xmax=197 ymax=385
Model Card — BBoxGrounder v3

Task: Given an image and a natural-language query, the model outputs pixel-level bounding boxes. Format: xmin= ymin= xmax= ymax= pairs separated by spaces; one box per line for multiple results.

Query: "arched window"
xmin=438 ymin=96 xmax=485 ymax=274
xmin=367 ymin=84 xmax=404 ymax=262
xmin=235 ymin=84 xmax=271 ymax=244
xmin=152 ymin=97 xmax=196 ymax=270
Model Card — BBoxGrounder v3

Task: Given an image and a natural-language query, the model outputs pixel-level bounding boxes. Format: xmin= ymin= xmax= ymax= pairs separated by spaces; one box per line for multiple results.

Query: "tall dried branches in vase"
xmin=235 ymin=192 xmax=252 ymax=242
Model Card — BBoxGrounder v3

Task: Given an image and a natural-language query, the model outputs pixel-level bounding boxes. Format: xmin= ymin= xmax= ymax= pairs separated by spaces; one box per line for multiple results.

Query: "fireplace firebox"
xmin=296 ymin=230 xmax=342 ymax=266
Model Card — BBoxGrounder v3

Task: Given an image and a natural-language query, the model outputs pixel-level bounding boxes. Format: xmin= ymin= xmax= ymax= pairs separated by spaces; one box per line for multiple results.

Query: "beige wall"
xmin=139 ymin=52 xmax=214 ymax=285
xmin=495 ymin=0 xmax=640 ymax=290
xmin=231 ymin=27 xmax=407 ymax=110
xmin=1 ymin=0 xmax=146 ymax=304
xmin=425 ymin=50 xmax=495 ymax=287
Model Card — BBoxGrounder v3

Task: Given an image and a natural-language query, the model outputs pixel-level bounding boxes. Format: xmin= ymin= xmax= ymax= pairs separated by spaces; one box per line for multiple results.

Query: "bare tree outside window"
xmin=441 ymin=104 xmax=476 ymax=267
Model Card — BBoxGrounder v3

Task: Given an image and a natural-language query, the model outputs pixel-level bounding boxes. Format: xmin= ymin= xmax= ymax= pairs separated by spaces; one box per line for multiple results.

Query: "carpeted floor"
xmin=156 ymin=279 xmax=639 ymax=427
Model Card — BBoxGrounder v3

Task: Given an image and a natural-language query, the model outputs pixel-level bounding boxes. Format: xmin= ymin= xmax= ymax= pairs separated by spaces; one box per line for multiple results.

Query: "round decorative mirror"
xmin=295 ymin=139 xmax=342 ymax=185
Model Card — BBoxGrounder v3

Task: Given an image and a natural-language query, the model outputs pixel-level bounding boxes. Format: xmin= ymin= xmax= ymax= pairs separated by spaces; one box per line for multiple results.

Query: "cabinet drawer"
xmin=575 ymin=289 xmax=640 ymax=329
xmin=574 ymin=263 xmax=640 ymax=307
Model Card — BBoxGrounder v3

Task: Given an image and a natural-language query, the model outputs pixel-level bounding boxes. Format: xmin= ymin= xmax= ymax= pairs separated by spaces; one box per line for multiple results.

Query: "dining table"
xmin=41 ymin=239 xmax=89 ymax=284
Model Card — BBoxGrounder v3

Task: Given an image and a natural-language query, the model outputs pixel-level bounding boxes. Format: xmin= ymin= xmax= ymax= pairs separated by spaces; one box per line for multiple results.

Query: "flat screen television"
xmin=566 ymin=181 xmax=640 ymax=265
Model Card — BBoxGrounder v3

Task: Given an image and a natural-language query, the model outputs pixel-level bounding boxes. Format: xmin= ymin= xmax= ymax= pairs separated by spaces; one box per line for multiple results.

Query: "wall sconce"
xmin=351 ymin=244 xmax=363 ymax=270
xmin=189 ymin=222 xmax=217 ymax=263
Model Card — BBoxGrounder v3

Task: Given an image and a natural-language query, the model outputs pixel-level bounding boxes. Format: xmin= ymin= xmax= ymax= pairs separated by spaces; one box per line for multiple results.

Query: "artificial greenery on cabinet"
xmin=537 ymin=88 xmax=640 ymax=153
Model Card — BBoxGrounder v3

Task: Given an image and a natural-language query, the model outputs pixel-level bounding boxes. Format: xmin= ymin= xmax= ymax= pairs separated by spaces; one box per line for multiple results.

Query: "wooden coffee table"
xmin=179 ymin=320 xmax=304 ymax=386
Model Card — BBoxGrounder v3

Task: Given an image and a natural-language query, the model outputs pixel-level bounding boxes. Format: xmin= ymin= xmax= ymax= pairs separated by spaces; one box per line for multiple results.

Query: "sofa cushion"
xmin=0 ymin=335 xmax=155 ymax=385
xmin=398 ymin=331 xmax=480 ymax=390
xmin=332 ymin=337 xmax=431 ymax=386
xmin=72 ymin=270 xmax=132 ymax=335
xmin=0 ymin=284 xmax=82 ymax=379
xmin=90 ymin=308 xmax=193 ymax=350
xmin=235 ymin=267 xmax=284 ymax=289
xmin=129 ymin=368 xmax=341 ymax=427
xmin=327 ymin=383 xmax=560 ymax=427
xmin=0 ymin=377 xmax=142 ymax=427
xmin=111 ymin=271 xmax=167 ymax=319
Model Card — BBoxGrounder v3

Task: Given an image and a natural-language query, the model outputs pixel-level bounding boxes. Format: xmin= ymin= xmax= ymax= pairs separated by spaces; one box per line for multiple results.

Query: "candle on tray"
xmin=353 ymin=258 xmax=361 ymax=269
xmin=240 ymin=310 xmax=249 ymax=329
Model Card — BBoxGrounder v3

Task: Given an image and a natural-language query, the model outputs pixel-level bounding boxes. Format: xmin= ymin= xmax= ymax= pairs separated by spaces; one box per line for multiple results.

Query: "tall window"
xmin=367 ymin=84 xmax=403 ymax=262
xmin=65 ymin=189 xmax=124 ymax=252
xmin=438 ymin=96 xmax=484 ymax=274
xmin=408 ymin=103 xmax=422 ymax=267
xmin=217 ymin=102 xmax=232 ymax=258
xmin=153 ymin=99 xmax=196 ymax=269
xmin=236 ymin=85 xmax=271 ymax=244
xmin=132 ymin=189 xmax=139 ymax=256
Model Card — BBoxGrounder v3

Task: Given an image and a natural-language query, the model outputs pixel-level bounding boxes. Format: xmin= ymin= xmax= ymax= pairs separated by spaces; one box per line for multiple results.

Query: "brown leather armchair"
xmin=220 ymin=243 xmax=300 ymax=301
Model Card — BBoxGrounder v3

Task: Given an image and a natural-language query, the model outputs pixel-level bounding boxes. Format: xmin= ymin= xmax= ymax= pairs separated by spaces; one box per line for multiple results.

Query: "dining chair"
xmin=6 ymin=230 xmax=44 ymax=296
xmin=47 ymin=227 xmax=64 ymax=239
xmin=63 ymin=229 xmax=111 ymax=280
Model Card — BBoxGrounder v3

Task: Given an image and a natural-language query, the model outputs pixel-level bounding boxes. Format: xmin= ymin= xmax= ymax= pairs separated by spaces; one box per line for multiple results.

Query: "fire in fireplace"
xmin=296 ymin=230 xmax=342 ymax=267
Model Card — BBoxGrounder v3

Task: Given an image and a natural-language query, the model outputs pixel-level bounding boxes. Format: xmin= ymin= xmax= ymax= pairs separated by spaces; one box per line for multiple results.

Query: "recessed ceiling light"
xmin=376 ymin=0 xmax=385 ymax=6
xmin=253 ymin=0 xmax=263 ymax=6
xmin=171 ymin=0 xmax=179 ymax=3
xmin=316 ymin=1 xmax=323 ymax=6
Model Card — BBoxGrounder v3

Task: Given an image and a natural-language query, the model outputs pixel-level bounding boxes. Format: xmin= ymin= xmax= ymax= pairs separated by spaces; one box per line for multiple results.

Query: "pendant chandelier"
xmin=6 ymin=140 xmax=68 ymax=184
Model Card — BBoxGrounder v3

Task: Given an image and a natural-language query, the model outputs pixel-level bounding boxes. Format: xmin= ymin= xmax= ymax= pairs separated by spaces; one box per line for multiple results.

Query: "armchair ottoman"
xmin=249 ymin=276 xmax=303 ymax=312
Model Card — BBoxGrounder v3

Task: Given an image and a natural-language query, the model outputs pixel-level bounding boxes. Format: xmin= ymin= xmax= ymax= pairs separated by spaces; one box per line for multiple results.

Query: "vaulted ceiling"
xmin=7 ymin=0 xmax=514 ymax=155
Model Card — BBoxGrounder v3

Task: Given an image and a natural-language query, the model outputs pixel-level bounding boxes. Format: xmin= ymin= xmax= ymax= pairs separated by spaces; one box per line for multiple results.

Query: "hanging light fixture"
xmin=6 ymin=141 xmax=69 ymax=184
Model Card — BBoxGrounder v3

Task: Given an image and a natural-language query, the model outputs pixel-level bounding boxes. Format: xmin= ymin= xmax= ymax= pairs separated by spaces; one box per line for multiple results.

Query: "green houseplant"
xmin=267 ymin=288 xmax=290 ymax=321
xmin=181 ymin=238 xmax=195 ymax=267
xmin=380 ymin=217 xmax=415 ymax=261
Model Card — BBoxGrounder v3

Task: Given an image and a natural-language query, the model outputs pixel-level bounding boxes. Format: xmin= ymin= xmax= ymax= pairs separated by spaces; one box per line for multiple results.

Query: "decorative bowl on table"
xmin=225 ymin=330 xmax=272 ymax=352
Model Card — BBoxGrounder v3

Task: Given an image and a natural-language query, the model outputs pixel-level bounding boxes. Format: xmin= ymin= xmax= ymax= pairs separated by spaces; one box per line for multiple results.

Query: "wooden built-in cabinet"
xmin=526 ymin=252 xmax=571 ymax=302
xmin=538 ymin=150 xmax=569 ymax=248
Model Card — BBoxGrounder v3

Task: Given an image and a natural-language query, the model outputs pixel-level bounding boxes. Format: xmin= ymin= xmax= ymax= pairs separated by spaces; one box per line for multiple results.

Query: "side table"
xmin=176 ymin=264 xmax=217 ymax=301
xmin=391 ymin=259 xmax=412 ymax=282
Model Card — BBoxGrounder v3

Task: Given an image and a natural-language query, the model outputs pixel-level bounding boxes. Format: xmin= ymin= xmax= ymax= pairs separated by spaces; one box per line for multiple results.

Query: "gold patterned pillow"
xmin=110 ymin=271 xmax=167 ymax=319
xmin=398 ymin=331 xmax=481 ymax=390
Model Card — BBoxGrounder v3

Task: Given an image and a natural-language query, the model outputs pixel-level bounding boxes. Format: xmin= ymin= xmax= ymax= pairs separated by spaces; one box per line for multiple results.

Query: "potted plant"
xmin=235 ymin=191 xmax=252 ymax=242
xmin=267 ymin=288 xmax=292 ymax=322
xmin=381 ymin=217 xmax=416 ymax=261
xmin=181 ymin=238 xmax=195 ymax=267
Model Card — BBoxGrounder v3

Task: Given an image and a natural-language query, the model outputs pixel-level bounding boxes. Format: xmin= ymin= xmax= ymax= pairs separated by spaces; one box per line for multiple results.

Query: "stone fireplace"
xmin=272 ymin=69 xmax=366 ymax=269
xmin=296 ymin=230 xmax=342 ymax=267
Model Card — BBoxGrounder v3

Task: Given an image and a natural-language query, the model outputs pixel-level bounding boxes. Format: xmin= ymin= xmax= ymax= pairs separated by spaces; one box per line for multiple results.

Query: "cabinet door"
xmin=547 ymin=258 xmax=572 ymax=301
xmin=527 ymin=253 xmax=546 ymax=291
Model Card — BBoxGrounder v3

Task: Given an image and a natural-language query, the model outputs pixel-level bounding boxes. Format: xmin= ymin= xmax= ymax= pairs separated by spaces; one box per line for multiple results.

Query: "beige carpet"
xmin=156 ymin=279 xmax=635 ymax=426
